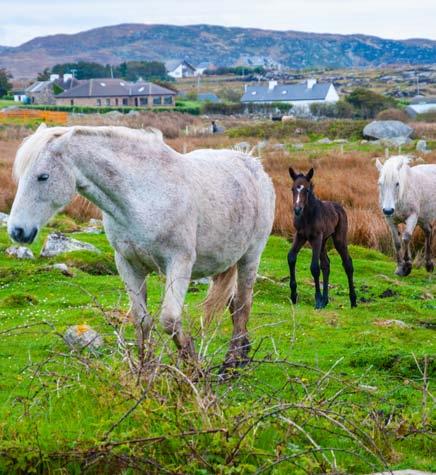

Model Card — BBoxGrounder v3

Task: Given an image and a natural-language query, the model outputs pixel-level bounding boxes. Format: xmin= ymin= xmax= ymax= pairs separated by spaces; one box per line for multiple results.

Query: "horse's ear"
xmin=375 ymin=159 xmax=383 ymax=172
xmin=37 ymin=123 xmax=47 ymax=132
xmin=289 ymin=167 xmax=298 ymax=181
xmin=306 ymin=168 xmax=314 ymax=181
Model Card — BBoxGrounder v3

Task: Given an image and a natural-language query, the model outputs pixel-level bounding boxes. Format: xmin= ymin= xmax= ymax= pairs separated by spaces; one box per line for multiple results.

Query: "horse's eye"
xmin=396 ymin=182 xmax=399 ymax=187
xmin=37 ymin=173 xmax=49 ymax=182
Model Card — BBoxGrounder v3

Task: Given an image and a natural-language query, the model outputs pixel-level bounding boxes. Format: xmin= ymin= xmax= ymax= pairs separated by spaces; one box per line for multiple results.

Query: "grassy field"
xmin=0 ymin=221 xmax=434 ymax=473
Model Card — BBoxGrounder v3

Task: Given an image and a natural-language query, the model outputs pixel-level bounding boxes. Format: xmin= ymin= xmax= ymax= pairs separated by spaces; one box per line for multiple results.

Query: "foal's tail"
xmin=204 ymin=265 xmax=238 ymax=326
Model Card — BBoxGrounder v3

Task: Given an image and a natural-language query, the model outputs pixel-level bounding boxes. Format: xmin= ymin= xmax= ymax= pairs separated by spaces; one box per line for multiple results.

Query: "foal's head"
xmin=289 ymin=167 xmax=314 ymax=217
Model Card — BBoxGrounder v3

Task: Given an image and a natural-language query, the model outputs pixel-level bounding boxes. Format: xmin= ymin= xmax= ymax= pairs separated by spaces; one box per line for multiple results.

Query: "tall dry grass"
xmin=1 ymin=122 xmax=435 ymax=254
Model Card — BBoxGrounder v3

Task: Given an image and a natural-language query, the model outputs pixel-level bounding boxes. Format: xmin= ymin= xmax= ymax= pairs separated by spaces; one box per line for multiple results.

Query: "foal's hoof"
xmin=425 ymin=262 xmax=434 ymax=273
xmin=395 ymin=263 xmax=412 ymax=277
xmin=315 ymin=298 xmax=327 ymax=309
xmin=290 ymin=293 xmax=298 ymax=305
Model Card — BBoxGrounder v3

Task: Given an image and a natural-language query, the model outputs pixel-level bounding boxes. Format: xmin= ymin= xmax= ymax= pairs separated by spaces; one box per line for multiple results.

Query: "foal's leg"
xmin=320 ymin=242 xmax=330 ymax=308
xmin=309 ymin=235 xmax=324 ymax=309
xmin=399 ymin=213 xmax=418 ymax=276
xmin=160 ymin=253 xmax=196 ymax=358
xmin=223 ymin=254 xmax=258 ymax=371
xmin=386 ymin=218 xmax=403 ymax=274
xmin=332 ymin=236 xmax=357 ymax=308
xmin=288 ymin=234 xmax=306 ymax=304
xmin=115 ymin=252 xmax=152 ymax=364
xmin=423 ymin=223 xmax=434 ymax=273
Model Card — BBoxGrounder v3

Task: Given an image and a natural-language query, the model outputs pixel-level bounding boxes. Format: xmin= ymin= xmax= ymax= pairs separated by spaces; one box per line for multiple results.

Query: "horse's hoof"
xmin=315 ymin=298 xmax=326 ymax=309
xmin=395 ymin=264 xmax=412 ymax=277
xmin=426 ymin=262 xmax=434 ymax=273
xmin=290 ymin=293 xmax=298 ymax=304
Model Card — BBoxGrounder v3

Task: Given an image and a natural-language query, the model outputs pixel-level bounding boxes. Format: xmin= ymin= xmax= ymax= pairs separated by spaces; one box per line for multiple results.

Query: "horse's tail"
xmin=204 ymin=265 xmax=238 ymax=326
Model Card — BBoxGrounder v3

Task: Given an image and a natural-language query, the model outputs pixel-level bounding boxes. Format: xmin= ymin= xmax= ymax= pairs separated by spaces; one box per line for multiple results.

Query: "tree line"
xmin=37 ymin=61 xmax=172 ymax=82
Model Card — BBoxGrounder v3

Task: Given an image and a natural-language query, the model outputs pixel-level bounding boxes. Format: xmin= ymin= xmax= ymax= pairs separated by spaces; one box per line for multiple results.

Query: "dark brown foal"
xmin=288 ymin=167 xmax=357 ymax=309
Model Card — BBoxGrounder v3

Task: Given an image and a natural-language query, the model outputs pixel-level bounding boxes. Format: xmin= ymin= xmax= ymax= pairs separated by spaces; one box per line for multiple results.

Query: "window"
xmin=163 ymin=96 xmax=173 ymax=105
xmin=122 ymin=98 xmax=128 ymax=106
xmin=115 ymin=98 xmax=119 ymax=106
xmin=105 ymin=98 xmax=110 ymax=106
xmin=153 ymin=96 xmax=162 ymax=105
xmin=70 ymin=99 xmax=74 ymax=105
xmin=96 ymin=99 xmax=101 ymax=106
xmin=139 ymin=97 xmax=147 ymax=106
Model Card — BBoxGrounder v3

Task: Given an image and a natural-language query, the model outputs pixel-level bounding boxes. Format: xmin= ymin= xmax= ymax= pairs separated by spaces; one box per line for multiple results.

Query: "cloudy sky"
xmin=1 ymin=0 xmax=435 ymax=46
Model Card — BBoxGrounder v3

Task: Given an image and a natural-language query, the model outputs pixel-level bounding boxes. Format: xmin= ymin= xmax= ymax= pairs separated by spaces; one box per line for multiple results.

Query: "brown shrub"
xmin=376 ymin=108 xmax=409 ymax=122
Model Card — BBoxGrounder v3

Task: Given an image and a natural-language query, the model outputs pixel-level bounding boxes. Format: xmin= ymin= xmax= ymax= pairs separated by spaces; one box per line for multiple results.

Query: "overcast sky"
xmin=1 ymin=0 xmax=435 ymax=46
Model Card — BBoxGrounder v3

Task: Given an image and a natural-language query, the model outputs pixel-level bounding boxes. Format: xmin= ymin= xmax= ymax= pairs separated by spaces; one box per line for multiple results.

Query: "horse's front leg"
xmin=161 ymin=253 xmax=196 ymax=359
xmin=320 ymin=242 xmax=330 ymax=308
xmin=398 ymin=213 xmax=418 ymax=276
xmin=288 ymin=234 xmax=306 ymax=304
xmin=309 ymin=236 xmax=323 ymax=309
xmin=423 ymin=223 xmax=434 ymax=273
xmin=386 ymin=218 xmax=403 ymax=274
xmin=115 ymin=252 xmax=152 ymax=367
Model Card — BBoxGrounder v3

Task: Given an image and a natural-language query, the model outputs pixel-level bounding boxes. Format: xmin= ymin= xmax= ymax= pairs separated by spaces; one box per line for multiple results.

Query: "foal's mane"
xmin=13 ymin=125 xmax=164 ymax=181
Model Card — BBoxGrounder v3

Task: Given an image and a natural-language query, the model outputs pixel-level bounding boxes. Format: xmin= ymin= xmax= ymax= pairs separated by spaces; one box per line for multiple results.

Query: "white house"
xmin=166 ymin=60 xmax=197 ymax=79
xmin=405 ymin=96 xmax=436 ymax=117
xmin=241 ymin=79 xmax=339 ymax=112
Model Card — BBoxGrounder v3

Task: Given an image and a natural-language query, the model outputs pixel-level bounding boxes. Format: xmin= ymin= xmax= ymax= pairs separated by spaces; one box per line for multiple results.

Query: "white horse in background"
xmin=376 ymin=155 xmax=436 ymax=276
xmin=8 ymin=124 xmax=275 ymax=370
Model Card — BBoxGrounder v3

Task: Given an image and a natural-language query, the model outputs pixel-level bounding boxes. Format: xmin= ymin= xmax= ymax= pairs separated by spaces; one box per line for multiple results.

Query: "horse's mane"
xmin=380 ymin=155 xmax=412 ymax=199
xmin=13 ymin=124 xmax=164 ymax=181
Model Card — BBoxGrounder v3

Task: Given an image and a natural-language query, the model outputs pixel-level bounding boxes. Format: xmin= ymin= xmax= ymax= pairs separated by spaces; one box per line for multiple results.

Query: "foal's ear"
xmin=289 ymin=167 xmax=298 ymax=181
xmin=306 ymin=168 xmax=314 ymax=181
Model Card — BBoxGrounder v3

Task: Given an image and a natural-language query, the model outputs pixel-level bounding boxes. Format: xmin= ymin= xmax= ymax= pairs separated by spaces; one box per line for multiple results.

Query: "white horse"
xmin=376 ymin=155 xmax=436 ymax=276
xmin=8 ymin=124 xmax=275 ymax=369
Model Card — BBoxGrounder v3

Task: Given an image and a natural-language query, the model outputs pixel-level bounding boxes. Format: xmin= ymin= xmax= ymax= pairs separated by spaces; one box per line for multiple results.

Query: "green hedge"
xmin=20 ymin=104 xmax=200 ymax=115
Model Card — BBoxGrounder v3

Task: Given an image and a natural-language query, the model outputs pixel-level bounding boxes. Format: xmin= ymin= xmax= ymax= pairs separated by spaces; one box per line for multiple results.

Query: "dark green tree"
xmin=346 ymin=88 xmax=396 ymax=119
xmin=0 ymin=68 xmax=12 ymax=97
xmin=37 ymin=67 xmax=50 ymax=81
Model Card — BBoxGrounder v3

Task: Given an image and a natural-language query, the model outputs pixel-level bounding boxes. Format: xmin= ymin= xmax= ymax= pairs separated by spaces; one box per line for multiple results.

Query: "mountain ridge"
xmin=1 ymin=23 xmax=435 ymax=78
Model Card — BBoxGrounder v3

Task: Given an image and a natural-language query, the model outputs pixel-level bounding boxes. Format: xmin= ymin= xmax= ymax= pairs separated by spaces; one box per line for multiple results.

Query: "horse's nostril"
xmin=12 ymin=227 xmax=24 ymax=241
xmin=383 ymin=208 xmax=394 ymax=216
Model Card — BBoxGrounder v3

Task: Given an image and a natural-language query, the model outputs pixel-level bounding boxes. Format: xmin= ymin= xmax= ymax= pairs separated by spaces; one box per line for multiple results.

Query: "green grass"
xmin=0 ymin=100 xmax=15 ymax=109
xmin=0 ymin=224 xmax=434 ymax=473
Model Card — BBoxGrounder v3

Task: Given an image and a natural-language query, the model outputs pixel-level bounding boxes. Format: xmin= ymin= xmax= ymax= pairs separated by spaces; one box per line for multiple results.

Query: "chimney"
xmin=244 ymin=84 xmax=248 ymax=92
xmin=307 ymin=78 xmax=317 ymax=89
xmin=268 ymin=80 xmax=278 ymax=90
xmin=63 ymin=73 xmax=73 ymax=82
xmin=49 ymin=74 xmax=60 ymax=82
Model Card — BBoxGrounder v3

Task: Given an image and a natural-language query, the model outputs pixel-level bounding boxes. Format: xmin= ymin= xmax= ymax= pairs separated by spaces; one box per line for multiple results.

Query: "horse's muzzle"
xmin=383 ymin=208 xmax=394 ymax=216
xmin=10 ymin=226 xmax=38 ymax=244
xmin=294 ymin=207 xmax=303 ymax=217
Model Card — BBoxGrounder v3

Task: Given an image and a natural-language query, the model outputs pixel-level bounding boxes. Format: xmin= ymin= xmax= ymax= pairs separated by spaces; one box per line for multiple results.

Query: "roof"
xmin=241 ymin=82 xmax=332 ymax=103
xmin=197 ymin=92 xmax=220 ymax=103
xmin=165 ymin=60 xmax=196 ymax=72
xmin=410 ymin=95 xmax=436 ymax=105
xmin=56 ymin=79 xmax=176 ymax=98
xmin=25 ymin=77 xmax=80 ymax=94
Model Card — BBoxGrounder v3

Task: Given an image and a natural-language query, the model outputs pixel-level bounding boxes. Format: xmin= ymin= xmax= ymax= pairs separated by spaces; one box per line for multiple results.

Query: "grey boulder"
xmin=363 ymin=120 xmax=413 ymax=140
xmin=64 ymin=325 xmax=103 ymax=351
xmin=40 ymin=232 xmax=99 ymax=257
xmin=6 ymin=246 xmax=34 ymax=259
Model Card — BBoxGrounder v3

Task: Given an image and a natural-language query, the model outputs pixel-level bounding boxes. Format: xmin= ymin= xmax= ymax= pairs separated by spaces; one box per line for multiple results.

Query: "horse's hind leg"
xmin=115 ymin=252 xmax=152 ymax=366
xmin=161 ymin=253 xmax=196 ymax=359
xmin=332 ymin=235 xmax=357 ymax=308
xmin=320 ymin=241 xmax=330 ymax=308
xmin=423 ymin=223 xmax=434 ymax=273
xmin=222 ymin=253 xmax=259 ymax=371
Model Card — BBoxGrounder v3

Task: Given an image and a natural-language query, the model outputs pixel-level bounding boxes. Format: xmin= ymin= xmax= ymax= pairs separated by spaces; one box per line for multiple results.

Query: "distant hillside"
xmin=1 ymin=23 xmax=435 ymax=78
